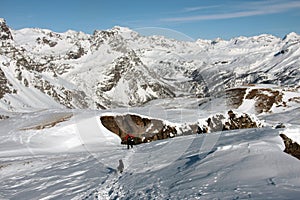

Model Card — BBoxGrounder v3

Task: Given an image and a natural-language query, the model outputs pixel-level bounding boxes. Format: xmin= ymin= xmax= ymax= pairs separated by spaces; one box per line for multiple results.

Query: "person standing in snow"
xmin=125 ymin=134 xmax=135 ymax=149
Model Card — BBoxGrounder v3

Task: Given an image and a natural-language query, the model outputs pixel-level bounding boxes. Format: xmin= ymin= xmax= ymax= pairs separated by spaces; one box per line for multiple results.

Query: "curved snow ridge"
xmin=0 ymin=110 xmax=125 ymax=156
xmin=19 ymin=112 xmax=73 ymax=130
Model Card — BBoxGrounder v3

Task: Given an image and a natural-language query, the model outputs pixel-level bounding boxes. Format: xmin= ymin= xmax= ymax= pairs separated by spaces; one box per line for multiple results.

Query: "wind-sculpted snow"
xmin=1 ymin=109 xmax=300 ymax=199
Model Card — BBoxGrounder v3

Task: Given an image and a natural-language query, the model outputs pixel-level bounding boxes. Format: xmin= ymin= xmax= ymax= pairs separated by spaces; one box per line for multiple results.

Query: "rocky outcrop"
xmin=67 ymin=46 xmax=85 ymax=59
xmin=225 ymin=87 xmax=296 ymax=114
xmin=0 ymin=68 xmax=13 ymax=98
xmin=225 ymin=88 xmax=247 ymax=109
xmin=280 ymin=133 xmax=300 ymax=160
xmin=100 ymin=114 xmax=177 ymax=144
xmin=0 ymin=18 xmax=13 ymax=40
xmin=246 ymin=88 xmax=283 ymax=113
xmin=197 ymin=110 xmax=263 ymax=133
xmin=101 ymin=111 xmax=263 ymax=145
xmin=0 ymin=115 xmax=9 ymax=120
xmin=36 ymin=37 xmax=57 ymax=47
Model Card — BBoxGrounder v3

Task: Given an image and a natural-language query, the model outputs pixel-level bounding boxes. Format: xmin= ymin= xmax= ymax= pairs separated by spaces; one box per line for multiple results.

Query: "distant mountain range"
xmin=0 ymin=18 xmax=299 ymax=112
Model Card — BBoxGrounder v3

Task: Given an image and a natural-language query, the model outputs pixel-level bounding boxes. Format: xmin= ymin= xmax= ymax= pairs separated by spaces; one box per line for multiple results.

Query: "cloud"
xmin=183 ymin=5 xmax=221 ymax=12
xmin=161 ymin=0 xmax=300 ymax=22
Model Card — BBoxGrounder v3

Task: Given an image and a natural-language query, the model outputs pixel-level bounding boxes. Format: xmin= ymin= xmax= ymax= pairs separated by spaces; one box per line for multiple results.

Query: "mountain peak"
xmin=283 ymin=32 xmax=300 ymax=41
xmin=0 ymin=18 xmax=13 ymax=40
xmin=111 ymin=26 xmax=139 ymax=39
xmin=111 ymin=26 xmax=132 ymax=32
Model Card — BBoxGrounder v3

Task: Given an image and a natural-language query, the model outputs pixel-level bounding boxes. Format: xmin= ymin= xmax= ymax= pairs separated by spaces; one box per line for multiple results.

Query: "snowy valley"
xmin=1 ymin=17 xmax=300 ymax=199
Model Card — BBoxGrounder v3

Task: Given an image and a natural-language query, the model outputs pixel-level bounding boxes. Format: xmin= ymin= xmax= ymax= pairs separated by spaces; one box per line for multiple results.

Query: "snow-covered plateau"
xmin=1 ymin=18 xmax=300 ymax=199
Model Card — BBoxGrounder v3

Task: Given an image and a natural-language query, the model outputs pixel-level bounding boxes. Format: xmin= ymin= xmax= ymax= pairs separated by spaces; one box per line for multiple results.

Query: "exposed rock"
xmin=246 ymin=88 xmax=283 ymax=113
xmin=275 ymin=123 xmax=286 ymax=129
xmin=226 ymin=88 xmax=247 ymax=109
xmin=100 ymin=114 xmax=177 ymax=144
xmin=226 ymin=87 xmax=288 ymax=114
xmin=197 ymin=110 xmax=262 ymax=133
xmin=101 ymin=111 xmax=263 ymax=146
xmin=0 ymin=115 xmax=9 ymax=120
xmin=280 ymin=133 xmax=300 ymax=160
xmin=274 ymin=49 xmax=288 ymax=57
xmin=0 ymin=68 xmax=12 ymax=98
xmin=0 ymin=18 xmax=13 ymax=40
xmin=289 ymin=96 xmax=300 ymax=104
xmin=67 ymin=47 xmax=85 ymax=59
xmin=36 ymin=37 xmax=57 ymax=47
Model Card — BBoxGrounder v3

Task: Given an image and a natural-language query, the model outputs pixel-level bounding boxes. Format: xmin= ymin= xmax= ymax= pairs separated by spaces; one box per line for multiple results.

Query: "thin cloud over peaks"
xmin=183 ymin=5 xmax=222 ymax=12
xmin=161 ymin=0 xmax=300 ymax=22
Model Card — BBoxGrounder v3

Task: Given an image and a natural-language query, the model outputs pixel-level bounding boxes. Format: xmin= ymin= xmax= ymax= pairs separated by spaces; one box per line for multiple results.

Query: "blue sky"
xmin=2 ymin=0 xmax=300 ymax=40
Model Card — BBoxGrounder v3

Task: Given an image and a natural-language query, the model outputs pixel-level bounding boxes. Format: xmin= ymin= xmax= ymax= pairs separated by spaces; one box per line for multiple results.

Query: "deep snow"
xmin=1 ymin=107 xmax=300 ymax=200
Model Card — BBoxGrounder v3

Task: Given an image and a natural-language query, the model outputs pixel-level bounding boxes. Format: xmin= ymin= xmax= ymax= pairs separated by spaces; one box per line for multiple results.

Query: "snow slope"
xmin=1 ymin=108 xmax=300 ymax=199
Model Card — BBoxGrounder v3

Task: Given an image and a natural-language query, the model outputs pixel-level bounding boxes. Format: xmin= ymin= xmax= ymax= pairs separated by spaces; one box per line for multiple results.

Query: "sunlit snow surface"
xmin=1 ymin=105 xmax=300 ymax=200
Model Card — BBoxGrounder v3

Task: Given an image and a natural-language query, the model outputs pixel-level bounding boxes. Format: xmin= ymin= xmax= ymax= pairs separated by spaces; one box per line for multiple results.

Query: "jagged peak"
xmin=92 ymin=26 xmax=139 ymax=41
xmin=0 ymin=18 xmax=13 ymax=40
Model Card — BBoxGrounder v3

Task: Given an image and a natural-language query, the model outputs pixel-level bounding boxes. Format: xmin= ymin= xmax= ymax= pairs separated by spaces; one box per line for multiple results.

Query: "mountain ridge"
xmin=0 ymin=18 xmax=299 ymax=111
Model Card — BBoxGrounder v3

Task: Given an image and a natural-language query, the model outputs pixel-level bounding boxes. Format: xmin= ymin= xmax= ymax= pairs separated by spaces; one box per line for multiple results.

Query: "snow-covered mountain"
xmin=1 ymin=18 xmax=300 ymax=199
xmin=1 ymin=18 xmax=300 ymax=111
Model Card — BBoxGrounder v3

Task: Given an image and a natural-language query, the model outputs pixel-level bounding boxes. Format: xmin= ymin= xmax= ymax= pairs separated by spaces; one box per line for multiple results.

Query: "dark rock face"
xmin=36 ymin=37 xmax=57 ymax=47
xmin=0 ymin=19 xmax=13 ymax=40
xmin=101 ymin=111 xmax=263 ymax=145
xmin=280 ymin=133 xmax=300 ymax=160
xmin=246 ymin=89 xmax=283 ymax=113
xmin=0 ymin=115 xmax=9 ymax=120
xmin=67 ymin=47 xmax=85 ymax=59
xmin=197 ymin=110 xmax=261 ymax=133
xmin=223 ymin=110 xmax=259 ymax=130
xmin=100 ymin=114 xmax=177 ymax=144
xmin=226 ymin=87 xmax=287 ymax=114
xmin=0 ymin=68 xmax=13 ymax=98
xmin=226 ymin=88 xmax=247 ymax=109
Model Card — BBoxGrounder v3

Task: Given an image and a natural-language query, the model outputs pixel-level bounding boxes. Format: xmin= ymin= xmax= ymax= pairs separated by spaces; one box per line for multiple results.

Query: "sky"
xmin=2 ymin=0 xmax=300 ymax=40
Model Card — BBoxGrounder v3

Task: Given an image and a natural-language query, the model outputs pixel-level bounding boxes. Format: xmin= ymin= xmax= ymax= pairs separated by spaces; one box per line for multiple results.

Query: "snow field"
xmin=1 ymin=108 xmax=300 ymax=199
